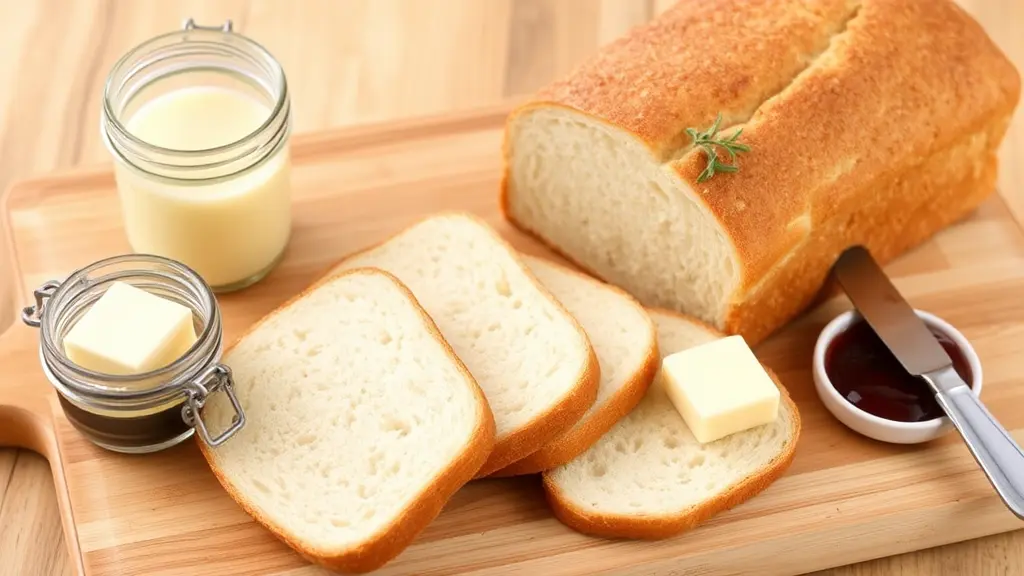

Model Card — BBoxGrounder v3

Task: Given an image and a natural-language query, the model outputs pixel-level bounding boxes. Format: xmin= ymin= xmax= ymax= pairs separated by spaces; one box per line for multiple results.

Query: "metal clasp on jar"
xmin=182 ymin=363 xmax=245 ymax=447
xmin=22 ymin=275 xmax=247 ymax=450
xmin=21 ymin=280 xmax=62 ymax=327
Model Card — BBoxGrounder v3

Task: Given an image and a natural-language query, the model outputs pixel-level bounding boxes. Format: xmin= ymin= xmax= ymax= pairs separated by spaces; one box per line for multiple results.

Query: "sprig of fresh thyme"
xmin=685 ymin=113 xmax=750 ymax=183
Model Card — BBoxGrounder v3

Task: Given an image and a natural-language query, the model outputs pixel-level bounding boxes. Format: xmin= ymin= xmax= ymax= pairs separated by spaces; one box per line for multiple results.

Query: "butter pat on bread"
xmin=660 ymin=335 xmax=779 ymax=444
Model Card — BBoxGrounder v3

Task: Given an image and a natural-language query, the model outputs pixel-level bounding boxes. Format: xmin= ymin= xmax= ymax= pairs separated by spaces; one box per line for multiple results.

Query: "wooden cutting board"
xmin=2 ymin=104 xmax=1024 ymax=576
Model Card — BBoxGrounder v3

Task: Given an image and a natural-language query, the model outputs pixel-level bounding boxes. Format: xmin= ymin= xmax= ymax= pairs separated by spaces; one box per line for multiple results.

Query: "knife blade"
xmin=831 ymin=245 xmax=953 ymax=379
xmin=830 ymin=244 xmax=1024 ymax=520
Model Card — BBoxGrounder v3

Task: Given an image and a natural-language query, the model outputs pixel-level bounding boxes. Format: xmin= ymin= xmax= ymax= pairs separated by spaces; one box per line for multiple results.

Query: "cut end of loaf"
xmin=502 ymin=106 xmax=740 ymax=330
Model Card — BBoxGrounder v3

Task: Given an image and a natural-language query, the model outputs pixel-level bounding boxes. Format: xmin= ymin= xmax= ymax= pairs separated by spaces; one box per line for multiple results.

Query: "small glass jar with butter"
xmin=21 ymin=254 xmax=246 ymax=454
xmin=101 ymin=19 xmax=292 ymax=293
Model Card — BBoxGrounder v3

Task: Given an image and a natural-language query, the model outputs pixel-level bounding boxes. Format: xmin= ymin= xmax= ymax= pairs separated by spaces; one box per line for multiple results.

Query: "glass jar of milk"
xmin=101 ymin=19 xmax=292 ymax=292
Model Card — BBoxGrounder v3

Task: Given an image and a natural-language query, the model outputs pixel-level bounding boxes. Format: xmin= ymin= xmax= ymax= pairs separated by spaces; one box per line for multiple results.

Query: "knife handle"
xmin=927 ymin=366 xmax=1024 ymax=519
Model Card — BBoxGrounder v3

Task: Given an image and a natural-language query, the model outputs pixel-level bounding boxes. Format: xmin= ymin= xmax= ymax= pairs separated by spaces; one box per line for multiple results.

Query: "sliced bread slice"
xmin=490 ymin=255 xmax=659 ymax=476
xmin=328 ymin=212 xmax=600 ymax=477
xmin=542 ymin=309 xmax=800 ymax=539
xmin=199 ymin=268 xmax=495 ymax=573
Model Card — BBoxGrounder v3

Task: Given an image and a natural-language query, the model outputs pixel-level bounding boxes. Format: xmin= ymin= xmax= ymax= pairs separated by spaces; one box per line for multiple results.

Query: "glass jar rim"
xmin=101 ymin=24 xmax=289 ymax=160
xmin=38 ymin=253 xmax=222 ymax=402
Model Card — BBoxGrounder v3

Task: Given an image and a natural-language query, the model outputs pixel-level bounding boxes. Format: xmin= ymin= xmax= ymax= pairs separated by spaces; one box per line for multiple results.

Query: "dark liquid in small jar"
xmin=825 ymin=318 xmax=973 ymax=422
xmin=57 ymin=395 xmax=191 ymax=451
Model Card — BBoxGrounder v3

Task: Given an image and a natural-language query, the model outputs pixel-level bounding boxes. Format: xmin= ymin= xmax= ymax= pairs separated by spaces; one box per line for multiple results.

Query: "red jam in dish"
xmin=825 ymin=318 xmax=973 ymax=423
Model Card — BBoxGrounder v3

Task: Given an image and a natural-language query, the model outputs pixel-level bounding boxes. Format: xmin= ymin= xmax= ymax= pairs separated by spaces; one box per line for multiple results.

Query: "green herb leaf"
xmin=687 ymin=113 xmax=750 ymax=183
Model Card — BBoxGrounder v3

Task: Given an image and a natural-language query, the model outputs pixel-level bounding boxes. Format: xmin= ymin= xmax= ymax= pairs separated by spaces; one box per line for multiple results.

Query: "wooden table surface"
xmin=0 ymin=1 xmax=1021 ymax=575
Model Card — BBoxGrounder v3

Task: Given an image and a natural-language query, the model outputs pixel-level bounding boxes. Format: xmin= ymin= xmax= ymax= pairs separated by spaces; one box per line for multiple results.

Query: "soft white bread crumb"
xmin=492 ymin=255 xmax=658 ymax=476
xmin=329 ymin=213 xmax=599 ymax=477
xmin=200 ymin=269 xmax=494 ymax=573
xmin=543 ymin=309 xmax=800 ymax=539
xmin=504 ymin=109 xmax=737 ymax=327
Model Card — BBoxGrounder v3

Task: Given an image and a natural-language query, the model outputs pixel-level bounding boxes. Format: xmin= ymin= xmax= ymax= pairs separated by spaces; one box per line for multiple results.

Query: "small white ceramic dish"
xmin=813 ymin=308 xmax=983 ymax=444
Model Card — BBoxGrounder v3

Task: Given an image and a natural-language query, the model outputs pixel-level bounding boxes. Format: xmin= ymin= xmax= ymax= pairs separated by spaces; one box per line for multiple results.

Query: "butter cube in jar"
xmin=660 ymin=335 xmax=780 ymax=444
xmin=62 ymin=281 xmax=198 ymax=376
xmin=21 ymin=254 xmax=246 ymax=454
xmin=101 ymin=19 xmax=292 ymax=292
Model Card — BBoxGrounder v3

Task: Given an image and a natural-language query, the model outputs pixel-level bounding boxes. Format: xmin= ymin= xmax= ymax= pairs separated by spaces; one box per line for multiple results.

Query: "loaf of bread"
xmin=328 ymin=213 xmax=600 ymax=477
xmin=200 ymin=269 xmax=494 ymax=573
xmin=543 ymin=309 xmax=800 ymax=539
xmin=501 ymin=0 xmax=1020 ymax=344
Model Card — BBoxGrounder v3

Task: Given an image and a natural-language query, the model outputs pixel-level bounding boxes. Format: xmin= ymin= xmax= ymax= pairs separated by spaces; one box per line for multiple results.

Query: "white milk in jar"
xmin=102 ymin=19 xmax=292 ymax=292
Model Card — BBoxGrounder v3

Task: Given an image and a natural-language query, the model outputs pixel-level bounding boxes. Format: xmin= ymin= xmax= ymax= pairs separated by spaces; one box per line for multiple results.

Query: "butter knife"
xmin=832 ymin=245 xmax=1024 ymax=519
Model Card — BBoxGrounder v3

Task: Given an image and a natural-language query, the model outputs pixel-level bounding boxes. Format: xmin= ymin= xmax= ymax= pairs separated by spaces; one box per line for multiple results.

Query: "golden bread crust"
xmin=725 ymin=118 xmax=1005 ymax=342
xmin=532 ymin=0 xmax=861 ymax=159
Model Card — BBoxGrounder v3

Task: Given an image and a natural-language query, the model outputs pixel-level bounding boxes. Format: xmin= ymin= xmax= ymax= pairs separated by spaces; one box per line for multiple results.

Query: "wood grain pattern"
xmin=2 ymin=107 xmax=1024 ymax=576
xmin=0 ymin=451 xmax=72 ymax=576
xmin=0 ymin=1 xmax=1021 ymax=575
